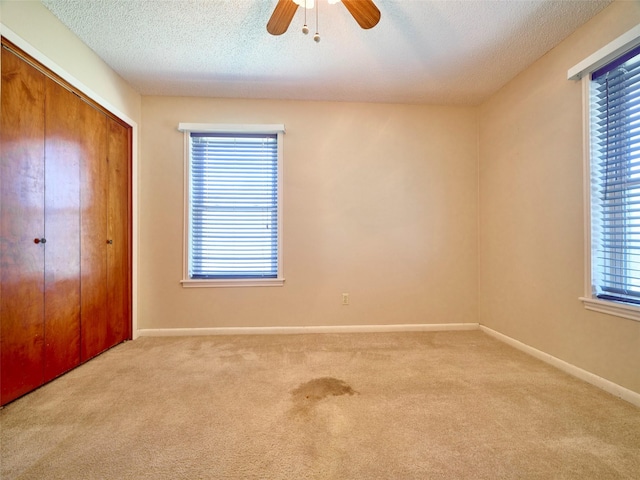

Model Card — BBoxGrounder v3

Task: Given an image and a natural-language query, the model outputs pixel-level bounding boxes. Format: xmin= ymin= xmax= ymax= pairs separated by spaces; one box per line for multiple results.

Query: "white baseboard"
xmin=136 ymin=322 xmax=479 ymax=337
xmin=479 ymin=325 xmax=640 ymax=408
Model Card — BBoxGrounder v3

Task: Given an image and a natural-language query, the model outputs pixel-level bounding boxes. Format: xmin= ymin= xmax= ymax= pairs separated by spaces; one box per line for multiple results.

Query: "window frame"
xmin=569 ymin=25 xmax=640 ymax=322
xmin=178 ymin=123 xmax=285 ymax=288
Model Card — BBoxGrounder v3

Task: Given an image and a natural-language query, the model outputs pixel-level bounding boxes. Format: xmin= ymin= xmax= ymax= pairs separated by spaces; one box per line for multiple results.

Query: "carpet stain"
xmin=291 ymin=377 xmax=357 ymax=405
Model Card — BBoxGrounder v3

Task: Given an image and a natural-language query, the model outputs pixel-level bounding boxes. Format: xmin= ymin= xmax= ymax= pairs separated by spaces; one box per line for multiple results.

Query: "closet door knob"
xmin=107 ymin=239 xmax=113 ymax=245
xmin=34 ymin=238 xmax=46 ymax=244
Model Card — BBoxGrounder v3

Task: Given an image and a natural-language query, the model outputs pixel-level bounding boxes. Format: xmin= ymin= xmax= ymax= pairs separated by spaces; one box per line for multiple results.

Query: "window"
xmin=590 ymin=45 xmax=640 ymax=306
xmin=570 ymin=25 xmax=640 ymax=321
xmin=178 ymin=124 xmax=285 ymax=287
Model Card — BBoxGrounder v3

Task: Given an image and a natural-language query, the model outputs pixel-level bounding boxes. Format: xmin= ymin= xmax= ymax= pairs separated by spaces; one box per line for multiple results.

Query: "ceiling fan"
xmin=267 ymin=0 xmax=381 ymax=36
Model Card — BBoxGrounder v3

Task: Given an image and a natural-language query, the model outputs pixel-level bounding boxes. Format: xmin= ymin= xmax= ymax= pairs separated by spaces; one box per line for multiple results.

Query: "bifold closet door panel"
xmin=0 ymin=48 xmax=47 ymax=405
xmin=42 ymin=77 xmax=82 ymax=382
xmin=106 ymin=119 xmax=131 ymax=346
xmin=80 ymin=105 xmax=109 ymax=361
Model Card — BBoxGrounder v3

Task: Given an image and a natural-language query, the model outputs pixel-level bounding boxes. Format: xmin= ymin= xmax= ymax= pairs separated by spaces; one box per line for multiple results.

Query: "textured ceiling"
xmin=41 ymin=0 xmax=612 ymax=105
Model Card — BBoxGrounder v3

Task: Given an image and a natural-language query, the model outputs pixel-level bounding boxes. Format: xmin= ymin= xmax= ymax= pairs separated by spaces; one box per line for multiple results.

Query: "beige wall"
xmin=0 ymin=0 xmax=141 ymax=124
xmin=479 ymin=0 xmax=640 ymax=393
xmin=140 ymin=97 xmax=478 ymax=329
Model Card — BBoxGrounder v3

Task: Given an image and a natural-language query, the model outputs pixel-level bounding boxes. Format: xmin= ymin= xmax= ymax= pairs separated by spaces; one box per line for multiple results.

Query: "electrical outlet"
xmin=342 ymin=293 xmax=349 ymax=305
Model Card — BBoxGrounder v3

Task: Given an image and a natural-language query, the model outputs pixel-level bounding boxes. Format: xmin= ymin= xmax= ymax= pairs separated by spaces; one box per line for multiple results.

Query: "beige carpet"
xmin=1 ymin=330 xmax=639 ymax=479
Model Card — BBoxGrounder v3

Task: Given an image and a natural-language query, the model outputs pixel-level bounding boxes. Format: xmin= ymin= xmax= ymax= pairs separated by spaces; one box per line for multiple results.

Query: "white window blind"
xmin=188 ymin=132 xmax=279 ymax=279
xmin=591 ymin=44 xmax=640 ymax=304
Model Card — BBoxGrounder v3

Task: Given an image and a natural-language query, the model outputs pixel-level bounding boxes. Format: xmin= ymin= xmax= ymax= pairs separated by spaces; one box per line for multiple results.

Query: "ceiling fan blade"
xmin=342 ymin=0 xmax=381 ymax=30
xmin=267 ymin=0 xmax=299 ymax=35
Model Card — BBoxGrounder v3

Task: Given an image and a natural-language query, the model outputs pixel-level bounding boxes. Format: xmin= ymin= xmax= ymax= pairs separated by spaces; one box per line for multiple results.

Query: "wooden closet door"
xmin=0 ymin=48 xmax=47 ymax=405
xmin=106 ymin=119 xmax=131 ymax=346
xmin=80 ymin=106 xmax=109 ymax=361
xmin=43 ymin=77 xmax=82 ymax=382
xmin=81 ymin=114 xmax=130 ymax=358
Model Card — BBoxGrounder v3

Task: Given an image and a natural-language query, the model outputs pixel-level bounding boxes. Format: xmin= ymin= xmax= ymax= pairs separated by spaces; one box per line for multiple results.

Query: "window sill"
xmin=580 ymin=296 xmax=640 ymax=323
xmin=181 ymin=278 xmax=285 ymax=288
